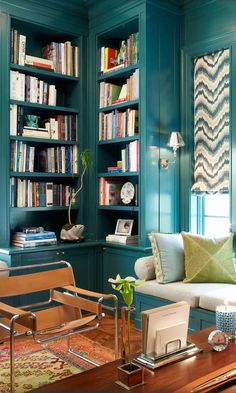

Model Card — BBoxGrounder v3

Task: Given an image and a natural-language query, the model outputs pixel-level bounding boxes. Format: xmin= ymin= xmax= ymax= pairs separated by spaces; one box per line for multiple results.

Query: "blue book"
xmin=13 ymin=231 xmax=56 ymax=241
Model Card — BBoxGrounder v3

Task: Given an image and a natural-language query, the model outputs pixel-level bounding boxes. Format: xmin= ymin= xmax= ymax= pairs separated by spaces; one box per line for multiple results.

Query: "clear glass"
xmin=204 ymin=217 xmax=230 ymax=237
xmin=204 ymin=194 xmax=230 ymax=217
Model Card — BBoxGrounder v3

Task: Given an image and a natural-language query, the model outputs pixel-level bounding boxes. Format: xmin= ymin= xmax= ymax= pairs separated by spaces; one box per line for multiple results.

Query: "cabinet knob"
xmin=56 ymin=251 xmax=65 ymax=256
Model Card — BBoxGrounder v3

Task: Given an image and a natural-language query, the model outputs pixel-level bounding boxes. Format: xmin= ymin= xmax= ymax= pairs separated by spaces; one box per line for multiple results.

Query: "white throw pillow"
xmin=149 ymin=232 xmax=184 ymax=284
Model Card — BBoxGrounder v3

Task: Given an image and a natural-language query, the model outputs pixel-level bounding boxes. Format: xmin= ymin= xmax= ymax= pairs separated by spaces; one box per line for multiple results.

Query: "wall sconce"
xmin=160 ymin=131 xmax=185 ymax=169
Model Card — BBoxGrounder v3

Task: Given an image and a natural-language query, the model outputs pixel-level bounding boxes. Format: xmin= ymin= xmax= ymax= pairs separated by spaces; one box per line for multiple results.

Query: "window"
xmin=194 ymin=194 xmax=230 ymax=236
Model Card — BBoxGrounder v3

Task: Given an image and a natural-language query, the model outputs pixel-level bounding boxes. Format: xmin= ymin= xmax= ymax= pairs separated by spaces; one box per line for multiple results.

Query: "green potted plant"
xmin=60 ymin=149 xmax=91 ymax=241
xmin=108 ymin=274 xmax=144 ymax=389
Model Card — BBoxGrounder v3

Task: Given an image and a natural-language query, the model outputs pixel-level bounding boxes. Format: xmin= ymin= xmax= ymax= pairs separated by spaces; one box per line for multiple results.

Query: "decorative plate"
xmin=120 ymin=182 xmax=135 ymax=205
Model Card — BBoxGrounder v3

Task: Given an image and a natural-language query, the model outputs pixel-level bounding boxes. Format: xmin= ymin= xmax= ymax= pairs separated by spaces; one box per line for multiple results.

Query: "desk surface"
xmin=31 ymin=327 xmax=236 ymax=393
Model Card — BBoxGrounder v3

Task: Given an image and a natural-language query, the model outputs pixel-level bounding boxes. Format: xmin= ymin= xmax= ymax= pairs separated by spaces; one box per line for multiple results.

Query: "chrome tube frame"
xmin=1 ymin=261 xmax=119 ymax=392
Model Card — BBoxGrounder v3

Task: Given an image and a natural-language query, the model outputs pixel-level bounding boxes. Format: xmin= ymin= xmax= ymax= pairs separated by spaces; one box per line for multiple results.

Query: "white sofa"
xmin=134 ymin=256 xmax=236 ymax=332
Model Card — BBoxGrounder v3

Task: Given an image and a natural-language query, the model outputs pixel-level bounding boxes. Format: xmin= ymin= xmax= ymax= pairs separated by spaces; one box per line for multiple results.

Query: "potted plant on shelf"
xmin=108 ymin=274 xmax=144 ymax=390
xmin=60 ymin=149 xmax=91 ymax=242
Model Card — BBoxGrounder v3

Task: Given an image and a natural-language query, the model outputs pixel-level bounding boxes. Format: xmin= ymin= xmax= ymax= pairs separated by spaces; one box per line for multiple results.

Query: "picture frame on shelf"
xmin=115 ymin=219 xmax=134 ymax=236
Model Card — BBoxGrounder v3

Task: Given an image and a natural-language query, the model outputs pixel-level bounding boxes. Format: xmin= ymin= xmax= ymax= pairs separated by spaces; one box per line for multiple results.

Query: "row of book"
xmin=99 ymin=177 xmax=138 ymax=206
xmin=42 ymin=41 xmax=79 ymax=76
xmin=10 ymin=178 xmax=74 ymax=208
xmin=10 ymin=29 xmax=79 ymax=77
xmin=99 ymin=177 xmax=122 ymax=205
xmin=106 ymin=234 xmax=138 ymax=244
xmin=12 ymin=230 xmax=57 ymax=248
xmin=99 ymin=69 xmax=139 ymax=108
xmin=11 ymin=141 xmax=78 ymax=174
xmin=100 ymin=32 xmax=139 ymax=73
xmin=113 ymin=140 xmax=139 ymax=173
xmin=99 ymin=108 xmax=138 ymax=141
xmin=10 ymin=71 xmax=57 ymax=105
xmin=10 ymin=28 xmax=26 ymax=65
xmin=10 ymin=105 xmax=78 ymax=141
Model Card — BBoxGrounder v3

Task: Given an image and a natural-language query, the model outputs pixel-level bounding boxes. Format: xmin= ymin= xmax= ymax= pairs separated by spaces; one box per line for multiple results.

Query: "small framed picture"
xmin=115 ymin=219 xmax=134 ymax=236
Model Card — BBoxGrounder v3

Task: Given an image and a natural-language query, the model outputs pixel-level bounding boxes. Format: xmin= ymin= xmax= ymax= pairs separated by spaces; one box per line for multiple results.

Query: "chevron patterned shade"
xmin=192 ymin=48 xmax=230 ymax=194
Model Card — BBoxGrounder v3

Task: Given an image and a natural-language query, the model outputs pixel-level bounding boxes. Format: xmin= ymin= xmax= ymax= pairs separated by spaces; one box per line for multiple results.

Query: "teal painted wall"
xmin=180 ymin=0 xmax=236 ymax=232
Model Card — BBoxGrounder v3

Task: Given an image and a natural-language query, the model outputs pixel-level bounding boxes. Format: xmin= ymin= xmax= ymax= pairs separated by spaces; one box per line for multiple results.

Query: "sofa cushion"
xmin=199 ymin=286 xmax=236 ymax=312
xmin=135 ymin=280 xmax=227 ymax=308
xmin=148 ymin=232 xmax=184 ymax=283
xmin=181 ymin=232 xmax=236 ymax=283
xmin=134 ymin=256 xmax=155 ymax=281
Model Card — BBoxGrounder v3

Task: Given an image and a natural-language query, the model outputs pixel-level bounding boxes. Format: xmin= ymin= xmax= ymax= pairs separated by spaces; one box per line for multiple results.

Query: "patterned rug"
xmin=0 ymin=335 xmax=115 ymax=393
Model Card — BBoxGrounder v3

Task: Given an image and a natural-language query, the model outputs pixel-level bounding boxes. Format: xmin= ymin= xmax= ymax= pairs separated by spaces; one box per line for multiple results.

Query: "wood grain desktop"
xmin=31 ymin=327 xmax=236 ymax=393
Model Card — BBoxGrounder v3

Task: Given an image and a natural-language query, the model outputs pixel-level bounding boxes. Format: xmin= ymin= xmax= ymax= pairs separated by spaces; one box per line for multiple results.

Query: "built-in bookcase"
xmin=96 ymin=19 xmax=140 ymax=242
xmin=8 ymin=17 xmax=81 ymax=240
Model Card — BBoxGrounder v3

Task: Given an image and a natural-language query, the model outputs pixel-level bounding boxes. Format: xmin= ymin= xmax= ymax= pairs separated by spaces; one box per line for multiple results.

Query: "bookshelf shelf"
xmin=98 ymin=172 xmax=138 ymax=178
xmin=10 ymin=136 xmax=77 ymax=145
xmin=98 ymin=99 xmax=139 ymax=113
xmin=10 ymin=172 xmax=79 ymax=178
xmin=10 ymin=64 xmax=79 ymax=82
xmin=98 ymin=205 xmax=139 ymax=211
xmin=97 ymin=63 xmax=139 ymax=81
xmin=11 ymin=206 xmax=78 ymax=212
xmin=98 ymin=135 xmax=139 ymax=145
xmin=10 ymin=100 xmax=78 ymax=114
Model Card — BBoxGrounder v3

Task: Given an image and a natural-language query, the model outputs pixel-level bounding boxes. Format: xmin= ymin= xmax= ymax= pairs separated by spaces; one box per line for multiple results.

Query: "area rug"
xmin=0 ymin=335 xmax=115 ymax=393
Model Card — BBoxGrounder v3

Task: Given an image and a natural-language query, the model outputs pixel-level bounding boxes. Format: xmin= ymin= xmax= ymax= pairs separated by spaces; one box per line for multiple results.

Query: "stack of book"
xmin=12 ymin=230 xmax=57 ymax=248
xmin=25 ymin=55 xmax=54 ymax=71
xmin=106 ymin=234 xmax=138 ymax=244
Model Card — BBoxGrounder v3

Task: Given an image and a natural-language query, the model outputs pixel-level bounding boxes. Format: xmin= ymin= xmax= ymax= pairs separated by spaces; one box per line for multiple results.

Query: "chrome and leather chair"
xmin=0 ymin=261 xmax=118 ymax=393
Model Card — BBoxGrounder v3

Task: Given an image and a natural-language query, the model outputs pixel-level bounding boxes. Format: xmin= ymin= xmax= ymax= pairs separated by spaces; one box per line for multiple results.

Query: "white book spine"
xmin=18 ymin=34 xmax=26 ymax=66
xmin=74 ymin=46 xmax=79 ymax=77
xmin=46 ymin=182 xmax=53 ymax=207
xmin=10 ymin=71 xmax=19 ymax=100
xmin=18 ymin=73 xmax=25 ymax=101
xmin=61 ymin=146 xmax=66 ymax=173
xmin=72 ymin=144 xmax=78 ymax=174
xmin=10 ymin=104 xmax=17 ymax=136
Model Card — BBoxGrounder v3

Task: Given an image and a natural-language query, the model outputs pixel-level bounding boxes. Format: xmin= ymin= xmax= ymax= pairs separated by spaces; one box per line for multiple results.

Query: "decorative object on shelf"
xmin=108 ymin=274 xmax=144 ymax=390
xmin=121 ymin=182 xmax=135 ymax=205
xmin=117 ymin=40 xmax=127 ymax=65
xmin=115 ymin=219 xmax=134 ymax=236
xmin=25 ymin=114 xmax=40 ymax=128
xmin=60 ymin=149 xmax=91 ymax=242
xmin=60 ymin=224 xmax=84 ymax=242
xmin=216 ymin=300 xmax=236 ymax=339
xmin=208 ymin=330 xmax=229 ymax=352
xmin=160 ymin=131 xmax=185 ymax=169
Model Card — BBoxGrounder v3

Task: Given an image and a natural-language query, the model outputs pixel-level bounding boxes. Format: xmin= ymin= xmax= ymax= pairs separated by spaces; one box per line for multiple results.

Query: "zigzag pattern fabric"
xmin=192 ymin=48 xmax=230 ymax=194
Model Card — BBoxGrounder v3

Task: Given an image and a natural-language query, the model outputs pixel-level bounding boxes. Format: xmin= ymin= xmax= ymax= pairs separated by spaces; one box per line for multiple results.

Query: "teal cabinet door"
xmin=102 ymin=245 xmax=150 ymax=307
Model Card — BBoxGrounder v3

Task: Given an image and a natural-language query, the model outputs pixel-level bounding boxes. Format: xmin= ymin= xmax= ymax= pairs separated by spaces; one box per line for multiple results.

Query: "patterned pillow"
xmin=181 ymin=231 xmax=236 ymax=283
xmin=148 ymin=233 xmax=185 ymax=284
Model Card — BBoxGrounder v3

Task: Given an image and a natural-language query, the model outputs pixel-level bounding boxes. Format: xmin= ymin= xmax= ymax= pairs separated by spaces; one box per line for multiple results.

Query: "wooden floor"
xmin=81 ymin=312 xmax=142 ymax=356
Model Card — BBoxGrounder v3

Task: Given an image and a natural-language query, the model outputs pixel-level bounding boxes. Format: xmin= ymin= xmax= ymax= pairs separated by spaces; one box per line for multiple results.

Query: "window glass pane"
xmin=204 ymin=194 xmax=230 ymax=217
xmin=204 ymin=217 xmax=230 ymax=237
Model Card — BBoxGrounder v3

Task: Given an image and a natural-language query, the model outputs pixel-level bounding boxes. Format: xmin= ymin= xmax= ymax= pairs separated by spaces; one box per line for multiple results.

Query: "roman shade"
xmin=192 ymin=48 xmax=230 ymax=194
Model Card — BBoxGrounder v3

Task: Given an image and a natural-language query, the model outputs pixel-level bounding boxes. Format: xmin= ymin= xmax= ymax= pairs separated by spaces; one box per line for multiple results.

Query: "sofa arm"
xmin=135 ymin=256 xmax=155 ymax=281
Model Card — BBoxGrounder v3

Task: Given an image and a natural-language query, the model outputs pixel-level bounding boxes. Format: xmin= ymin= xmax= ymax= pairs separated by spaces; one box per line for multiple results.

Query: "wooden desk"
xmin=31 ymin=327 xmax=236 ymax=393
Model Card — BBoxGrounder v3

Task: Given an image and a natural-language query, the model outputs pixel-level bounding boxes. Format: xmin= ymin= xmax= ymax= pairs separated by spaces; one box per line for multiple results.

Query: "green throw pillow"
xmin=181 ymin=232 xmax=236 ymax=283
